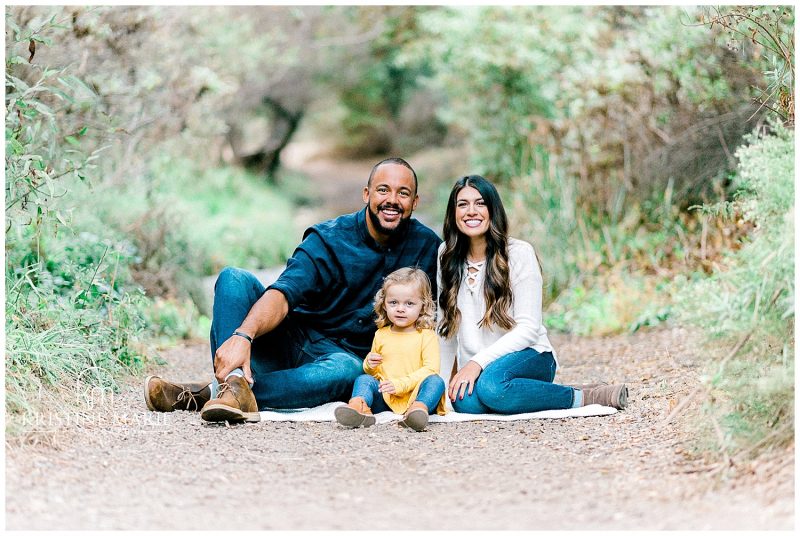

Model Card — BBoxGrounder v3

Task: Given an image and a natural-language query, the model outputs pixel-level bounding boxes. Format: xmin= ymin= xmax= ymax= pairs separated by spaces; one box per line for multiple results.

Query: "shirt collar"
xmin=357 ymin=206 xmax=409 ymax=251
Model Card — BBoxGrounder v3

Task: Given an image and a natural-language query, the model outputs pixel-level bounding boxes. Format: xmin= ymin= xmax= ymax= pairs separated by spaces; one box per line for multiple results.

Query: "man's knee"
xmin=214 ymin=266 xmax=262 ymax=301
xmin=215 ymin=266 xmax=250 ymax=290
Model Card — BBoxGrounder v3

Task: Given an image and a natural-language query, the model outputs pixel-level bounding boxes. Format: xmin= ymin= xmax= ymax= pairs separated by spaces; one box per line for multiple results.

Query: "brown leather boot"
xmin=400 ymin=401 xmax=429 ymax=432
xmin=582 ymin=384 xmax=629 ymax=409
xmin=200 ymin=376 xmax=260 ymax=423
xmin=144 ymin=375 xmax=211 ymax=412
xmin=334 ymin=397 xmax=376 ymax=428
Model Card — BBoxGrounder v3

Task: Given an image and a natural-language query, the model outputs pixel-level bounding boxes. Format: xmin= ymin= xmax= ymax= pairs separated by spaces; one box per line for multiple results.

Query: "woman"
xmin=437 ymin=175 xmax=628 ymax=413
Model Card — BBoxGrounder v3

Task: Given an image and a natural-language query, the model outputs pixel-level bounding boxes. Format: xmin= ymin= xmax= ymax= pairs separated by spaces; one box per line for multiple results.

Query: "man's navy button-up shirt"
xmin=267 ymin=208 xmax=441 ymax=357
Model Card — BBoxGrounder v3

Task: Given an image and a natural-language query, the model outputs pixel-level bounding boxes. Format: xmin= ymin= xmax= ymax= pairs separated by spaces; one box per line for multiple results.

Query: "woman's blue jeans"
xmin=351 ymin=374 xmax=445 ymax=414
xmin=210 ymin=267 xmax=363 ymax=410
xmin=451 ymin=348 xmax=576 ymax=414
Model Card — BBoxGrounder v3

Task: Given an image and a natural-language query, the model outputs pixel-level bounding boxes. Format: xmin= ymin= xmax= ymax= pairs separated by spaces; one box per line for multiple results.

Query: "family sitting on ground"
xmin=144 ymin=158 xmax=628 ymax=432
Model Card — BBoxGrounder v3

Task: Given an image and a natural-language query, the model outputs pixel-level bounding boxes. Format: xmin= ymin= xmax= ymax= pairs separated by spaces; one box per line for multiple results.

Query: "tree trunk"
xmin=226 ymin=96 xmax=305 ymax=184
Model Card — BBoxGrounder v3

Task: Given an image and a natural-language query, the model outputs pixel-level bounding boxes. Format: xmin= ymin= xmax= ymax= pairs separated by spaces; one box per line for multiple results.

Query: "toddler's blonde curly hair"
xmin=373 ymin=267 xmax=435 ymax=330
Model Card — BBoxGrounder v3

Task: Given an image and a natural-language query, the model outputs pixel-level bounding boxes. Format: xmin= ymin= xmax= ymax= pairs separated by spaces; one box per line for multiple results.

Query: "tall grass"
xmin=5 ymin=277 xmax=146 ymax=406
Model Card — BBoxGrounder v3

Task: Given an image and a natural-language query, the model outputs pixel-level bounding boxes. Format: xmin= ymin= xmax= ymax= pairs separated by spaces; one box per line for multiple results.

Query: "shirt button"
xmin=357 ymin=319 xmax=363 ymax=324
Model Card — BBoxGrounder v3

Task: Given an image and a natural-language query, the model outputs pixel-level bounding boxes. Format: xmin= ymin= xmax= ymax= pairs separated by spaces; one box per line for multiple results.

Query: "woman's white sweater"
xmin=437 ymin=238 xmax=556 ymax=384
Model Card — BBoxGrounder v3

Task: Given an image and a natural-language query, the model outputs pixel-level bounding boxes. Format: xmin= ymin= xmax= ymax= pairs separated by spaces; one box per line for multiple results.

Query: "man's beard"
xmin=368 ymin=203 xmax=411 ymax=238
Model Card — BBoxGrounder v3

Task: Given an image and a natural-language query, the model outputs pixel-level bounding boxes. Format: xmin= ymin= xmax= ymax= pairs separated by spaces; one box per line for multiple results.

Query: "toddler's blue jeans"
xmin=351 ymin=373 xmax=445 ymax=414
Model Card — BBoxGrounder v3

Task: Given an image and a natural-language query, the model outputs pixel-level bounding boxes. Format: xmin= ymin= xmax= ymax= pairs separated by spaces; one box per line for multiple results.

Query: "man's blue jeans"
xmin=351 ymin=373 xmax=445 ymax=414
xmin=451 ymin=348 xmax=576 ymax=414
xmin=210 ymin=267 xmax=363 ymax=410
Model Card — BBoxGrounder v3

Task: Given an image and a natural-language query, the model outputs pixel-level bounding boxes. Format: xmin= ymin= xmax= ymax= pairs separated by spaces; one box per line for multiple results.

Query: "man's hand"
xmin=212 ymin=289 xmax=289 ymax=385
xmin=366 ymin=352 xmax=383 ymax=369
xmin=213 ymin=334 xmax=253 ymax=384
xmin=378 ymin=380 xmax=397 ymax=394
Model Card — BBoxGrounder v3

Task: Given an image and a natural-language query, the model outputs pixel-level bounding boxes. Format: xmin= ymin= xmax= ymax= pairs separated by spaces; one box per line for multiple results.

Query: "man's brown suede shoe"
xmin=200 ymin=376 xmax=260 ymax=423
xmin=582 ymin=384 xmax=629 ymax=409
xmin=400 ymin=401 xmax=429 ymax=432
xmin=144 ymin=376 xmax=211 ymax=412
xmin=334 ymin=397 xmax=376 ymax=428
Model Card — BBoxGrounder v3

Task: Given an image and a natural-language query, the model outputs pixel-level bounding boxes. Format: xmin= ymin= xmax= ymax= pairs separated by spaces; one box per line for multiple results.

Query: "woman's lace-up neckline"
xmin=465 ymin=259 xmax=485 ymax=292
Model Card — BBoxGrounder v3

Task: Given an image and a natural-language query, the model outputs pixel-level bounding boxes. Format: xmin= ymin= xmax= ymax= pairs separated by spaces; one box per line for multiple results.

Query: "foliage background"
xmin=4 ymin=6 xmax=794 ymax=458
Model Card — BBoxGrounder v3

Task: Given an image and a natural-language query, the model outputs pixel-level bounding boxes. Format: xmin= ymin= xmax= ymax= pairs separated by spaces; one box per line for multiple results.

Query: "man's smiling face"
xmin=363 ymin=163 xmax=419 ymax=243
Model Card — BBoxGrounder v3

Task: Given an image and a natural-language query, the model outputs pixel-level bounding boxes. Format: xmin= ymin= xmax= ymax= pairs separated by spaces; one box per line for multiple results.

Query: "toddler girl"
xmin=335 ymin=267 xmax=446 ymax=431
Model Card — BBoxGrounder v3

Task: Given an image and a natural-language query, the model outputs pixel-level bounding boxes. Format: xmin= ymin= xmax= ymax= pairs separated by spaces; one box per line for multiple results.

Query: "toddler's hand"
xmin=366 ymin=352 xmax=383 ymax=368
xmin=378 ymin=380 xmax=396 ymax=394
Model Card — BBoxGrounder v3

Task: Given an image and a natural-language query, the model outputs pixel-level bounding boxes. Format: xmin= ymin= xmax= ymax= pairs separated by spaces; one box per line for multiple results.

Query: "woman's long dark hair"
xmin=438 ymin=175 xmax=515 ymax=338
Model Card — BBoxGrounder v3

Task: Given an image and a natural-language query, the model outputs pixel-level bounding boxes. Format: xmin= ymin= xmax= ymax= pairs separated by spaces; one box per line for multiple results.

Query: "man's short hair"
xmin=367 ymin=157 xmax=418 ymax=193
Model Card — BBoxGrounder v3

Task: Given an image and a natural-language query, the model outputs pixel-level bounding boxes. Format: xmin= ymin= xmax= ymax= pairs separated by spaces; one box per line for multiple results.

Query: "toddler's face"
xmin=384 ymin=283 xmax=423 ymax=332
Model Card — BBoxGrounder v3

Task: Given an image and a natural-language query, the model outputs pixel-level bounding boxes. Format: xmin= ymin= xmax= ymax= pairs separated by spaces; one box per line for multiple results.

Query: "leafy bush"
xmin=674 ymin=121 xmax=794 ymax=457
xmin=4 ymin=14 xmax=149 ymax=428
xmin=699 ymin=6 xmax=794 ymax=125
xmin=406 ymin=6 xmax=765 ymax=202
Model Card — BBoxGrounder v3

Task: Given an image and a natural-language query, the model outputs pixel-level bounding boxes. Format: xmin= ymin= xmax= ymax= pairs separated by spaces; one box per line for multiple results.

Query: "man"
xmin=144 ymin=157 xmax=441 ymax=422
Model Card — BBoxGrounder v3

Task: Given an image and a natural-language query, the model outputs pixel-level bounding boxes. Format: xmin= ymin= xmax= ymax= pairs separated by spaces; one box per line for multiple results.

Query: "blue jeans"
xmin=351 ymin=374 xmax=445 ymax=414
xmin=451 ymin=348 xmax=576 ymax=414
xmin=210 ymin=267 xmax=363 ymax=410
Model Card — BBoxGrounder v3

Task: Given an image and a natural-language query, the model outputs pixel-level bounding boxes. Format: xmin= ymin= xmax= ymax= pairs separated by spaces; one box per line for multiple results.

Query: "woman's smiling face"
xmin=454 ymin=186 xmax=490 ymax=239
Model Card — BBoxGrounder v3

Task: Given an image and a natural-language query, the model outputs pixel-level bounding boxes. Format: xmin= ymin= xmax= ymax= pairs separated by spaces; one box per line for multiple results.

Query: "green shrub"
xmin=674 ymin=121 xmax=794 ymax=457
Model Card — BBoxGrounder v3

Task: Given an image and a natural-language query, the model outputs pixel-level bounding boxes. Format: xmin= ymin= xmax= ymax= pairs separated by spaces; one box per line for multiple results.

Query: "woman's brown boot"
xmin=400 ymin=401 xmax=429 ymax=432
xmin=566 ymin=382 xmax=606 ymax=391
xmin=334 ymin=397 xmax=376 ymax=428
xmin=582 ymin=384 xmax=629 ymax=409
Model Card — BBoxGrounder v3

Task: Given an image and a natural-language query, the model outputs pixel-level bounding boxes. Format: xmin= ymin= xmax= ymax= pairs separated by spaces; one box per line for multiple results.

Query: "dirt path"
xmin=5 ymin=145 xmax=793 ymax=529
xmin=5 ymin=329 xmax=793 ymax=530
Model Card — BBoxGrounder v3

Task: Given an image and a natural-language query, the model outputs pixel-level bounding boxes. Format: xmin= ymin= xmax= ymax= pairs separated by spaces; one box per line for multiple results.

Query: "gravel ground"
xmin=5 ymin=327 xmax=794 ymax=530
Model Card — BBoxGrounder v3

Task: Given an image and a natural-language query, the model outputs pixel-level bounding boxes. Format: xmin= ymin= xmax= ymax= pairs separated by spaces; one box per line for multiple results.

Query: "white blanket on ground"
xmin=257 ymin=402 xmax=616 ymax=423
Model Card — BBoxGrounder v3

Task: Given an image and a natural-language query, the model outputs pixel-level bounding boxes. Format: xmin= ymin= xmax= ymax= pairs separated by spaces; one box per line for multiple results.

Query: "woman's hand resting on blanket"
xmin=448 ymin=360 xmax=483 ymax=401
